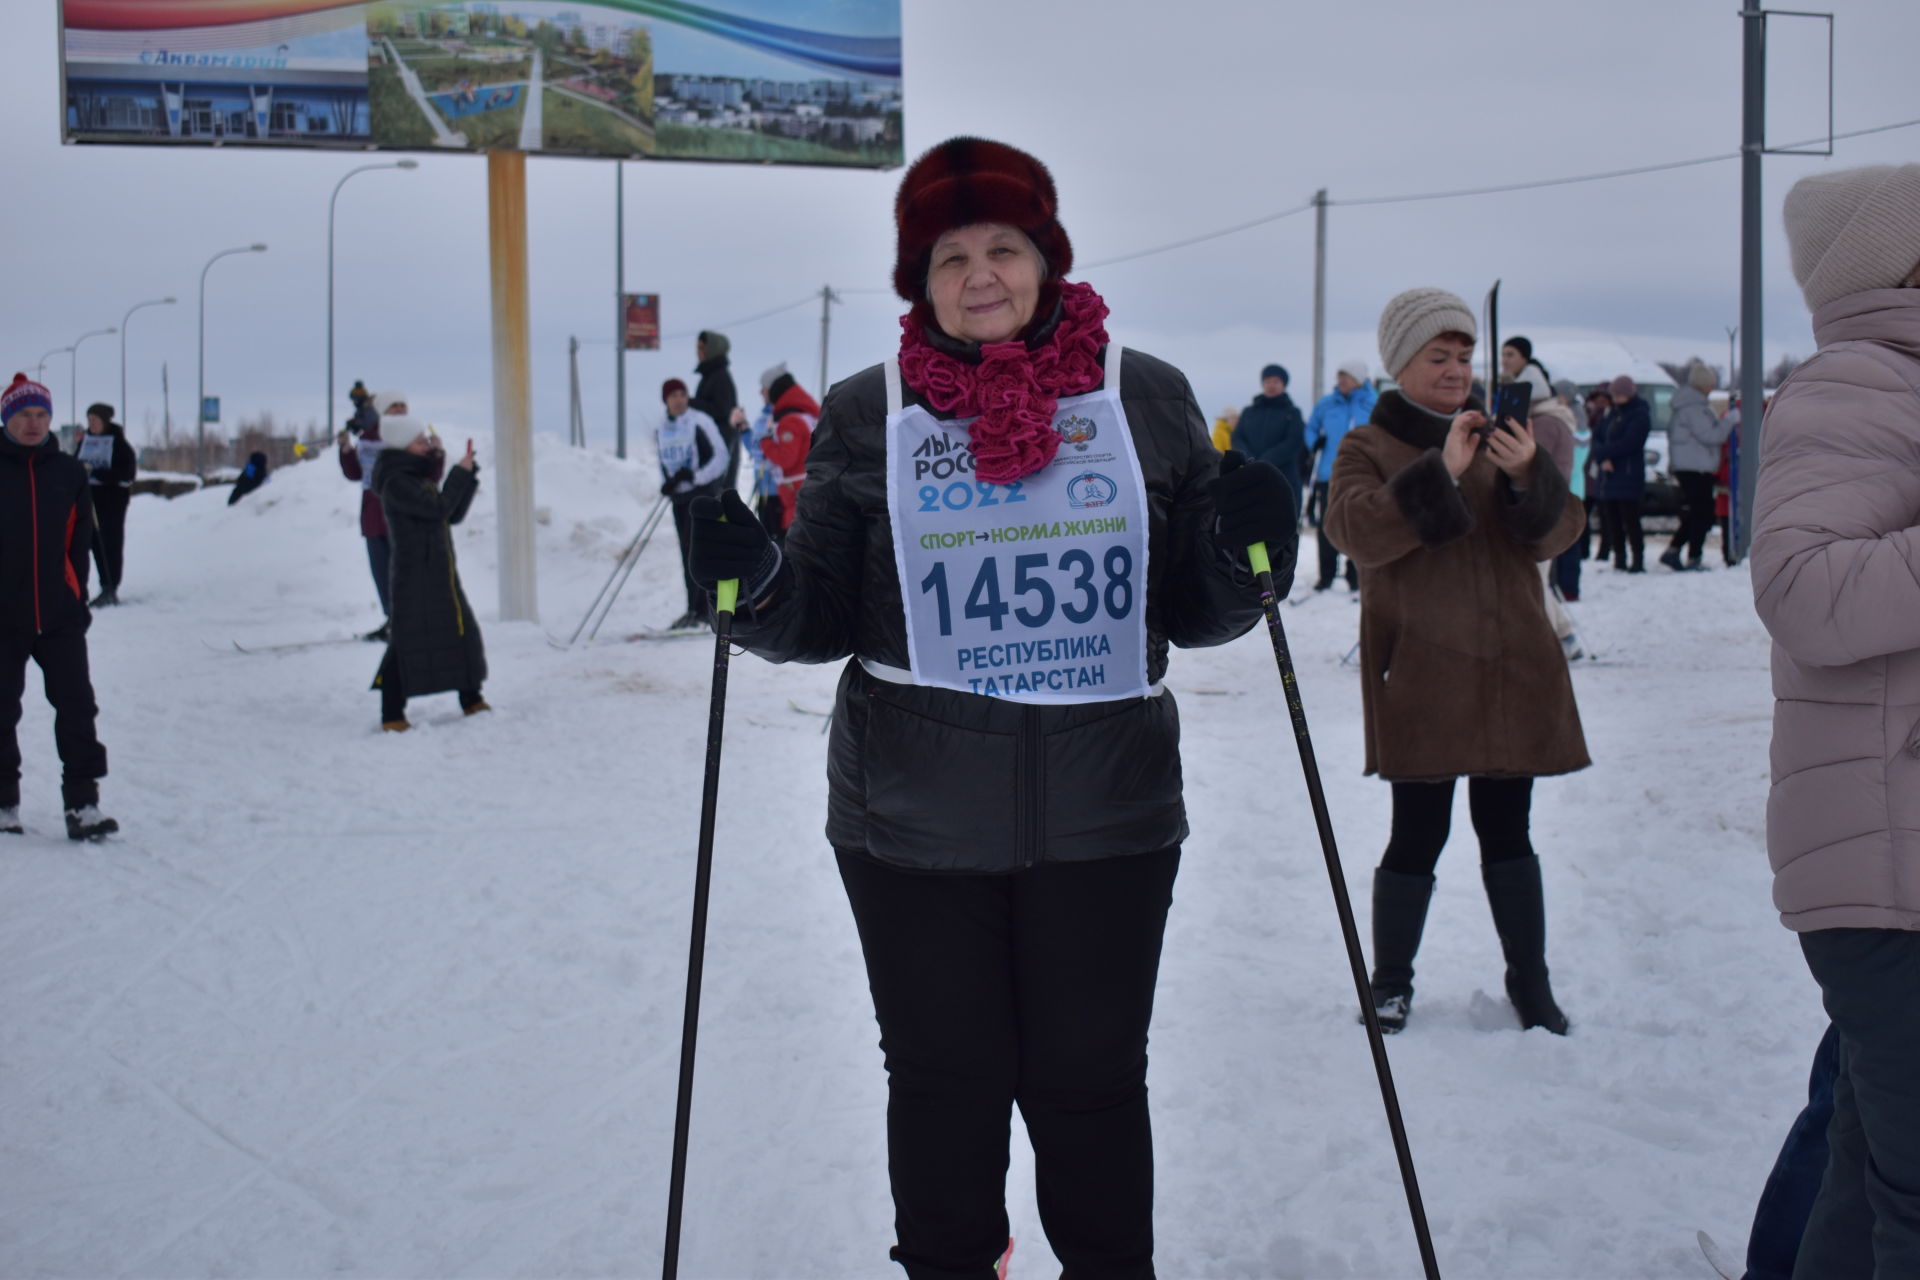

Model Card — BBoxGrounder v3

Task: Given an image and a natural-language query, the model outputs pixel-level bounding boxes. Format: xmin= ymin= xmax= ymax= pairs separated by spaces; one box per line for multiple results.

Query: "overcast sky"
xmin=5 ymin=0 xmax=1916 ymax=445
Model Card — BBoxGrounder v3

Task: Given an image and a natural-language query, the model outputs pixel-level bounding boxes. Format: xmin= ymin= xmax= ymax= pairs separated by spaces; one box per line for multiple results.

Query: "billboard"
xmin=59 ymin=1 xmax=903 ymax=167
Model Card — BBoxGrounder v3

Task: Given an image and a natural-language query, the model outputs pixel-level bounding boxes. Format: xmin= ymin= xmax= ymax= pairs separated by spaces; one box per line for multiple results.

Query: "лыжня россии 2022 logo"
xmin=1056 ymin=414 xmax=1097 ymax=451
xmin=1066 ymin=472 xmax=1118 ymax=509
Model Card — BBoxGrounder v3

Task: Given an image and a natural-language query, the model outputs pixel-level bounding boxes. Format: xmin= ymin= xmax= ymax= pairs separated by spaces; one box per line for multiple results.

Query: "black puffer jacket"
xmin=371 ymin=450 xmax=486 ymax=696
xmin=734 ymin=344 xmax=1284 ymax=873
xmin=0 ymin=431 xmax=93 ymax=638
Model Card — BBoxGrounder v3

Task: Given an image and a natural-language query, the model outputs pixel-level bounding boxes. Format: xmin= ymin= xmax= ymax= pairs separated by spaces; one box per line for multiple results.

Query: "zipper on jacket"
xmin=1018 ymin=704 xmax=1041 ymax=868
xmin=28 ymin=456 xmax=42 ymax=633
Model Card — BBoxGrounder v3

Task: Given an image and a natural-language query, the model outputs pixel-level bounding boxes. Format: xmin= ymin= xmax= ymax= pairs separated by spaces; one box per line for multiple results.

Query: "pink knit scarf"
xmin=897 ymin=280 xmax=1111 ymax=484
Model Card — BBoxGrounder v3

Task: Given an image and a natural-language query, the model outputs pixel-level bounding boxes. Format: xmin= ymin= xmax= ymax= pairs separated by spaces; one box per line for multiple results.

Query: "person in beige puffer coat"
xmin=1750 ymin=160 xmax=1920 ymax=1280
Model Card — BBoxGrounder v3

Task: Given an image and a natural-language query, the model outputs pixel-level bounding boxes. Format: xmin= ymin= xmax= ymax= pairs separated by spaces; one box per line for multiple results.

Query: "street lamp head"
xmin=397 ymin=159 xmax=420 ymax=170
xmin=249 ymin=243 xmax=268 ymax=252
xmin=163 ymin=296 xmax=177 ymax=304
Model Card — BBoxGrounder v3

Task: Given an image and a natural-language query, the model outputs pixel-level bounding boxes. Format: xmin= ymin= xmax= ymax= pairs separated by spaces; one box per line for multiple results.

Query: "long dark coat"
xmin=371 ymin=450 xmax=486 ymax=697
xmin=1588 ymin=395 xmax=1651 ymax=501
xmin=1323 ymin=391 xmax=1590 ymax=782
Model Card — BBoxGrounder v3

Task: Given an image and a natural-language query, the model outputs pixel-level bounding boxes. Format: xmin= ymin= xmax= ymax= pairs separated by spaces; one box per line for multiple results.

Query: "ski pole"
xmin=1246 ymin=537 xmax=1443 ymax=1280
xmin=568 ymin=494 xmax=667 ymax=645
xmin=584 ymin=495 xmax=671 ymax=643
xmin=661 ymin=570 xmax=739 ymax=1280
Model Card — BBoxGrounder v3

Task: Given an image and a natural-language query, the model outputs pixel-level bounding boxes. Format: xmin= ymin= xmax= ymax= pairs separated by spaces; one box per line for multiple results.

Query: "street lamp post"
xmin=328 ymin=160 xmax=417 ymax=436
xmin=121 ymin=297 xmax=177 ymax=427
xmin=37 ymin=346 xmax=72 ymax=382
xmin=199 ymin=243 xmax=268 ymax=477
xmin=70 ymin=328 xmax=117 ymax=430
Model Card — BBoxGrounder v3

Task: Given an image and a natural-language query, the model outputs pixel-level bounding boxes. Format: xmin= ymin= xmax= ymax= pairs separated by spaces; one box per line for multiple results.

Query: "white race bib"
xmin=884 ymin=344 xmax=1151 ymax=704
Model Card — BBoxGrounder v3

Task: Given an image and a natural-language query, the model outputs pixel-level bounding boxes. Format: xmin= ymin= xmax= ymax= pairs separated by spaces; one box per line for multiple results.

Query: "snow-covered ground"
xmin=1 ymin=433 xmax=1816 ymax=1279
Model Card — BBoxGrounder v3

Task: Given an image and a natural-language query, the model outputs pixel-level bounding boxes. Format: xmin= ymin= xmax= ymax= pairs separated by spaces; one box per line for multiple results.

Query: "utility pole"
xmin=818 ymin=284 xmax=839 ymax=395
xmin=615 ymin=163 xmax=627 ymax=460
xmin=1735 ymin=1 xmax=1766 ymax=565
xmin=1310 ymin=188 xmax=1328 ymax=405
xmin=1725 ymin=325 xmax=1738 ymax=388
xmin=569 ymin=335 xmax=587 ymax=447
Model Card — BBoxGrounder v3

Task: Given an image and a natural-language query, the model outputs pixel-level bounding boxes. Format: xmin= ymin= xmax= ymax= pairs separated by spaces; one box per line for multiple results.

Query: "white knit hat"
xmin=1336 ymin=357 xmax=1370 ymax=384
xmin=1783 ymin=163 xmax=1920 ymax=312
xmin=372 ymin=389 xmax=409 ymax=416
xmin=759 ymin=361 xmax=789 ymax=392
xmin=1377 ymin=288 xmax=1478 ymax=379
xmin=378 ymin=414 xmax=435 ymax=453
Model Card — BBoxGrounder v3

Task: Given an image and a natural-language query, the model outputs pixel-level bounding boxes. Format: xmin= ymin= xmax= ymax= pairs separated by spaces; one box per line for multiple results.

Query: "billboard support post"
xmin=489 ymin=150 xmax=537 ymax=622
xmin=1311 ymin=188 xmax=1328 ymax=406
xmin=615 ymin=163 xmax=627 ymax=461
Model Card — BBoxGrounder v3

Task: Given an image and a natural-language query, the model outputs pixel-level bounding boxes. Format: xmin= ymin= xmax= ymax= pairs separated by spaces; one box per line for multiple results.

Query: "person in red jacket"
xmin=732 ymin=361 xmax=817 ymax=539
xmin=337 ymin=385 xmax=400 ymax=641
xmin=0 ymin=374 xmax=117 ymax=840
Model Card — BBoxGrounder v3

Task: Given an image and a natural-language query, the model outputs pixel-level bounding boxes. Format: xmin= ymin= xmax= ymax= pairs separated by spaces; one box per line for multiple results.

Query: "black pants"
xmin=836 ymin=846 xmax=1180 ymax=1280
xmin=1671 ymin=471 xmax=1716 ymax=561
xmin=1553 ymin=540 xmax=1582 ymax=601
xmin=1598 ymin=499 xmax=1643 ymax=568
xmin=669 ymin=491 xmax=705 ymax=616
xmin=1379 ymin=777 xmax=1534 ymax=877
xmin=380 ymin=669 xmax=482 ymax=722
xmin=1307 ymin=481 xmax=1355 ymax=590
xmin=365 ymin=534 xmax=392 ymax=619
xmin=91 ymin=485 xmax=130 ymax=592
xmin=1793 ymin=928 xmax=1920 ymax=1279
xmin=0 ymin=628 xmax=107 ymax=810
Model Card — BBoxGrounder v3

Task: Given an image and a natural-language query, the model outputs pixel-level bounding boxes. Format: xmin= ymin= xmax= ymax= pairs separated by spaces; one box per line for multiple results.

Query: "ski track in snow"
xmin=0 ymin=434 xmax=1813 ymax=1278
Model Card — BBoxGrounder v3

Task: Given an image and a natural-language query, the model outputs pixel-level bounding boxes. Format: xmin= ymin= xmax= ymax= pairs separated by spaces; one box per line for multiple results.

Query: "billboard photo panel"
xmin=61 ymin=0 xmax=903 ymax=168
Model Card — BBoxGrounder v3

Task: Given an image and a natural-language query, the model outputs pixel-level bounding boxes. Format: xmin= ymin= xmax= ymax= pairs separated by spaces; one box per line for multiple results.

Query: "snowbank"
xmin=0 ymin=436 xmax=1812 ymax=1278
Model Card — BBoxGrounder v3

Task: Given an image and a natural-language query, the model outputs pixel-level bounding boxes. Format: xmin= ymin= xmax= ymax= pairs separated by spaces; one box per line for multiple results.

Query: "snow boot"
xmin=462 ymin=699 xmax=491 ymax=716
xmin=91 ymin=586 xmax=118 ymax=607
xmin=1363 ymin=868 xmax=1435 ymax=1033
xmin=1659 ymin=548 xmax=1685 ymax=572
xmin=1 ymin=806 xmax=21 ymax=835
xmin=1482 ymin=855 xmax=1570 ymax=1035
xmin=381 ymin=719 xmax=411 ymax=733
xmin=65 ymin=805 xmax=119 ymax=841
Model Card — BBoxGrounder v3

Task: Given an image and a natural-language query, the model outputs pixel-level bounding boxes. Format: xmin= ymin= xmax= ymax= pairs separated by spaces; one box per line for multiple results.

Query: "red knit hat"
xmin=661 ymin=378 xmax=688 ymax=402
xmin=1 ymin=373 xmax=53 ymax=427
xmin=892 ymin=137 xmax=1073 ymax=308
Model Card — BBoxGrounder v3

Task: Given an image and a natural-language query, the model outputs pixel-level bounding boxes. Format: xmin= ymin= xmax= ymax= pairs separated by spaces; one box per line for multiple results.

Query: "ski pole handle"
xmin=1248 ymin=541 xmax=1273 ymax=577
xmin=717 ymin=578 xmax=739 ymax=615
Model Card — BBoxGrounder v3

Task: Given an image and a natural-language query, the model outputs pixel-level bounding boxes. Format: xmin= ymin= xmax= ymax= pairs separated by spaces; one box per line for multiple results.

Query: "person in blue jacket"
xmin=1230 ymin=362 xmax=1307 ymax=516
xmin=1302 ymin=358 xmax=1376 ymax=591
xmin=1588 ymin=374 xmax=1651 ymax=573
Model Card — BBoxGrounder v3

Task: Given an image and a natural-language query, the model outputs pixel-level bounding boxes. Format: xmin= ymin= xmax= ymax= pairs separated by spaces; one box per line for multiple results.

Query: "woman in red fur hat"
xmin=689 ymin=136 xmax=1296 ymax=1279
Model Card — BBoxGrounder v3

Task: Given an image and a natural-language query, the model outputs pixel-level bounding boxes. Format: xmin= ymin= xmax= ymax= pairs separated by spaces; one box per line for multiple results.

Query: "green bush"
xmin=368 ymin=65 xmax=435 ymax=148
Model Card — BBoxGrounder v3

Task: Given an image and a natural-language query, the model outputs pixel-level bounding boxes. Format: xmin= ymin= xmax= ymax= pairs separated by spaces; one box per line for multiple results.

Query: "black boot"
xmin=1482 ymin=855 xmax=1569 ymax=1035
xmin=1364 ymin=868 xmax=1435 ymax=1033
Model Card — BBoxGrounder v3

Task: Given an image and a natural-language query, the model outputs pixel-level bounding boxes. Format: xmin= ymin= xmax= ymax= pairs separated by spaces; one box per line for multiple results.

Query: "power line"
xmin=1081 ymin=201 xmax=1316 ymax=270
xmin=660 ymin=292 xmax=819 ymax=343
xmin=1081 ymin=116 xmax=1920 ymax=265
xmin=1331 ymin=118 xmax=1920 ymax=208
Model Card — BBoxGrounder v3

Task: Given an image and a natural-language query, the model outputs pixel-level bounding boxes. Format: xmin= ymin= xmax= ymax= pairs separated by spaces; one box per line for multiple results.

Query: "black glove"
xmin=1208 ymin=450 xmax=1297 ymax=553
xmin=688 ymin=489 xmax=784 ymax=602
xmin=661 ymin=467 xmax=694 ymax=496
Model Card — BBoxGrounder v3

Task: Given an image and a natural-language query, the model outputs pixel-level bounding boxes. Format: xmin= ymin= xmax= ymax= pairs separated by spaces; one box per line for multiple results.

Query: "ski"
xmin=1696 ymin=1230 xmax=1739 ymax=1279
xmin=214 ymin=636 xmax=362 ymax=655
xmin=620 ymin=628 xmax=708 ymax=643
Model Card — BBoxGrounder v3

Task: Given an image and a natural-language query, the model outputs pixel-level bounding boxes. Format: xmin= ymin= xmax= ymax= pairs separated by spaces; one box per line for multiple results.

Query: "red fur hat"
xmin=892 ymin=137 xmax=1073 ymax=309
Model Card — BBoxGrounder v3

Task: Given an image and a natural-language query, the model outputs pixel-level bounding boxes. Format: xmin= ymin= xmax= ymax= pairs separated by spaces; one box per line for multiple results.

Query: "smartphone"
xmin=1489 ymin=383 xmax=1533 ymax=436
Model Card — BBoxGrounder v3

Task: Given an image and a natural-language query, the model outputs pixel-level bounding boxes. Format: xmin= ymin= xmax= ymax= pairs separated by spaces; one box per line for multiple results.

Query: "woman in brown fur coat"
xmin=1324 ymin=287 xmax=1588 ymax=1035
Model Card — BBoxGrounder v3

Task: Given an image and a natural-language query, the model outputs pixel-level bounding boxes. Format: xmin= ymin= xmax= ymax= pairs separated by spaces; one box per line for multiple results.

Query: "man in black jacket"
xmin=76 ymin=402 xmax=138 ymax=605
xmin=0 ymin=374 xmax=117 ymax=840
xmin=692 ymin=330 xmax=741 ymax=488
xmin=1230 ymin=363 xmax=1307 ymax=517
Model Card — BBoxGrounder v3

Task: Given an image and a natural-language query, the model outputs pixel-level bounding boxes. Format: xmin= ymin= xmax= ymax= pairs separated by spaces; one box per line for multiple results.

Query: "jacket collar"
xmin=696 ymin=353 xmax=730 ymax=376
xmin=1369 ymin=388 xmax=1479 ymax=450
xmin=0 ymin=429 xmax=62 ymax=461
xmin=1812 ymin=288 xmax=1920 ymax=364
